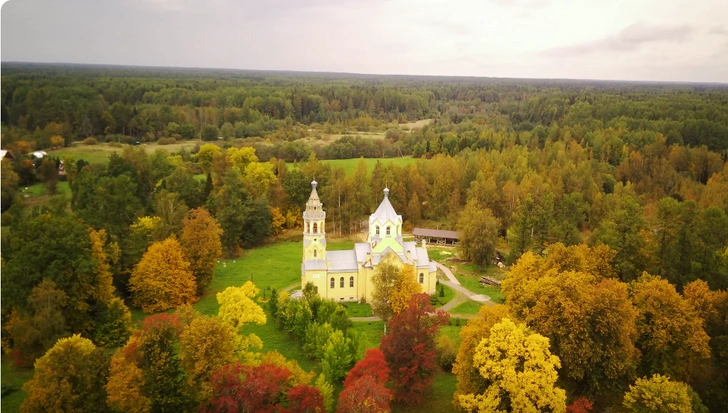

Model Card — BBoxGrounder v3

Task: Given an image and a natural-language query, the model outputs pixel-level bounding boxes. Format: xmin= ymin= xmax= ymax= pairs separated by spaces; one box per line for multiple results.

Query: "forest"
xmin=2 ymin=63 xmax=728 ymax=413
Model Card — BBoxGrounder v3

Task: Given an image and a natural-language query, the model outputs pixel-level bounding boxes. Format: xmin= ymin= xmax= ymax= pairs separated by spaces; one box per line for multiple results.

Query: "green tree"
xmin=37 ymin=157 xmax=59 ymax=195
xmin=458 ymin=199 xmax=500 ymax=266
xmin=321 ymin=330 xmax=354 ymax=384
xmin=201 ymin=124 xmax=220 ymax=141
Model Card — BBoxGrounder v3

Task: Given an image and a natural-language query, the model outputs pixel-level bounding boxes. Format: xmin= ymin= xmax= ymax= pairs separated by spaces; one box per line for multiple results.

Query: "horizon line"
xmin=2 ymin=60 xmax=727 ymax=86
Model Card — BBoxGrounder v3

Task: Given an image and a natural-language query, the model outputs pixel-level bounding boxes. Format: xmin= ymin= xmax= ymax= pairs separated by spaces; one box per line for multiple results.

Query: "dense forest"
xmin=2 ymin=64 xmax=728 ymax=412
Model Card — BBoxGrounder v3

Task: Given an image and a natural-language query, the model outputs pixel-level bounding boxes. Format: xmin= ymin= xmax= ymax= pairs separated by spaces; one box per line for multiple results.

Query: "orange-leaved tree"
xmin=129 ymin=237 xmax=197 ymax=313
xmin=179 ymin=207 xmax=222 ymax=296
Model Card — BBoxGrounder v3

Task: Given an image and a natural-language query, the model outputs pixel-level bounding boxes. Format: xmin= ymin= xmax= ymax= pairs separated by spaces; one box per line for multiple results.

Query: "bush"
xmin=436 ymin=335 xmax=457 ymax=372
xmin=158 ymin=137 xmax=177 ymax=145
xmin=108 ymin=142 xmax=123 ymax=148
xmin=82 ymin=137 xmax=97 ymax=145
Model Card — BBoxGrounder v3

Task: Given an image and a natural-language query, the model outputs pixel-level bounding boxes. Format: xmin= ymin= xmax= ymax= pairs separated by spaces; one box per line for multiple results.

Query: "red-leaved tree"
xmin=343 ymin=348 xmax=390 ymax=388
xmin=337 ymin=375 xmax=393 ymax=413
xmin=204 ymin=361 xmax=291 ymax=413
xmin=284 ymin=385 xmax=325 ymax=413
xmin=567 ymin=397 xmax=594 ymax=413
xmin=380 ymin=293 xmax=449 ymax=405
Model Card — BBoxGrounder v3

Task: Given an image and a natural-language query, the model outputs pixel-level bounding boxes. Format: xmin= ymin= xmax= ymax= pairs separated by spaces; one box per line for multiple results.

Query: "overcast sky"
xmin=2 ymin=0 xmax=727 ymax=82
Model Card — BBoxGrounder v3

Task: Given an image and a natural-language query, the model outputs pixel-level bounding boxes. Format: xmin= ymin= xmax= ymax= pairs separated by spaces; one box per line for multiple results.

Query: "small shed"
xmin=413 ymin=228 xmax=460 ymax=246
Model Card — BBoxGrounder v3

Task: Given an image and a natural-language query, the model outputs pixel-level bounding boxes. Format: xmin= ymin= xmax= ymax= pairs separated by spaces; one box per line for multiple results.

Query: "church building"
xmin=301 ymin=181 xmax=437 ymax=302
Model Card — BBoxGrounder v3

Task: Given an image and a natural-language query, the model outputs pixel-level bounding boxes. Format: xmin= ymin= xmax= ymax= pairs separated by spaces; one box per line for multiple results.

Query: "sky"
xmin=1 ymin=0 xmax=727 ymax=83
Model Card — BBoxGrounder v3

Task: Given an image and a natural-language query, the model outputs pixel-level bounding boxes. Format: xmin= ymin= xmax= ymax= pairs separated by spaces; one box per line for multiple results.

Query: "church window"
xmin=313 ymin=223 xmax=318 ymax=233
xmin=330 ymin=278 xmax=335 ymax=288
xmin=349 ymin=276 xmax=354 ymax=287
xmin=313 ymin=249 xmax=317 ymax=258
xmin=419 ymin=273 xmax=424 ymax=284
xmin=340 ymin=277 xmax=344 ymax=288
xmin=376 ymin=226 xmax=380 ymax=235
xmin=386 ymin=226 xmax=391 ymax=236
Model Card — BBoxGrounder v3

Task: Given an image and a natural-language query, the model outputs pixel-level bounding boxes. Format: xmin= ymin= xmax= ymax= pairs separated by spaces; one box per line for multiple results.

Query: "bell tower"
xmin=302 ymin=180 xmax=326 ymax=261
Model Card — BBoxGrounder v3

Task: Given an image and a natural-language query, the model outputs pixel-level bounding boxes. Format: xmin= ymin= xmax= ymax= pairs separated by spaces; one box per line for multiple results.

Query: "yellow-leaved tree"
xmin=21 ymin=335 xmax=109 ymax=413
xmin=452 ymin=304 xmax=512 ymax=410
xmin=631 ymin=274 xmax=711 ymax=382
xmin=216 ymin=281 xmax=267 ymax=329
xmin=88 ymin=228 xmax=115 ymax=304
xmin=390 ymin=264 xmax=422 ymax=314
xmin=129 ymin=237 xmax=197 ymax=313
xmin=179 ymin=207 xmax=223 ymax=296
xmin=622 ymin=374 xmax=703 ymax=413
xmin=178 ymin=310 xmax=239 ymax=403
xmin=106 ymin=344 xmax=151 ymax=413
xmin=458 ymin=318 xmax=566 ymax=413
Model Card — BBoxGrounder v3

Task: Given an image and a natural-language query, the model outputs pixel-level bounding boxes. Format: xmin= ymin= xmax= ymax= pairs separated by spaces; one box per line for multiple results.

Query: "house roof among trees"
xmin=412 ymin=228 xmax=460 ymax=240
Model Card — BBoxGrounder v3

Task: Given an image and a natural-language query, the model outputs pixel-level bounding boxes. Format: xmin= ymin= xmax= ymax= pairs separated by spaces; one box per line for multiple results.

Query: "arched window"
xmin=376 ymin=226 xmax=380 ymax=235
xmin=386 ymin=226 xmax=391 ymax=236
xmin=349 ymin=276 xmax=354 ymax=287
xmin=419 ymin=273 xmax=424 ymax=284
xmin=313 ymin=223 xmax=318 ymax=233
xmin=330 ymin=278 xmax=335 ymax=288
xmin=340 ymin=277 xmax=344 ymax=288
xmin=313 ymin=249 xmax=317 ymax=258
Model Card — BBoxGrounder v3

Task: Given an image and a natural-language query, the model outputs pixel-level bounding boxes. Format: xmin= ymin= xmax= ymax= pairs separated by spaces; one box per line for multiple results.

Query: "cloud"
xmin=708 ymin=26 xmax=728 ymax=35
xmin=488 ymin=0 xmax=548 ymax=8
xmin=544 ymin=22 xmax=692 ymax=57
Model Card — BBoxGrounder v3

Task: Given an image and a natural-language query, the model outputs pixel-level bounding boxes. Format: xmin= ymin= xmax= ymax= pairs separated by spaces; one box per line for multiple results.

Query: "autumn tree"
xmin=631 ymin=274 xmax=711 ymax=382
xmin=457 ymin=200 xmax=500 ymax=266
xmin=178 ymin=311 xmax=239 ymax=402
xmin=371 ymin=259 xmax=421 ymax=333
xmin=390 ymin=264 xmax=422 ymax=314
xmin=337 ymin=375 xmax=393 ymax=413
xmin=129 ymin=237 xmax=197 ymax=313
xmin=204 ymin=361 xmax=291 ymax=413
xmin=21 ymin=335 xmax=110 ymax=413
xmin=457 ymin=318 xmax=567 ymax=413
xmin=5 ymin=280 xmax=69 ymax=366
xmin=343 ymin=348 xmax=390 ymax=388
xmin=216 ymin=281 xmax=267 ymax=329
xmin=180 ymin=207 xmax=223 ymax=295
xmin=93 ymin=297 xmax=134 ymax=347
xmin=622 ymin=374 xmax=706 ymax=413
xmin=106 ymin=313 xmax=194 ymax=413
xmin=380 ymin=293 xmax=449 ymax=405
xmin=452 ymin=304 xmax=512 ymax=410
xmin=285 ymin=385 xmax=326 ymax=413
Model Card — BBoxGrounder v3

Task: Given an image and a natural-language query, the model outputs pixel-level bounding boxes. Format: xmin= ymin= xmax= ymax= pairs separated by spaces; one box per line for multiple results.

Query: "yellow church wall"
xmin=324 ymin=271 xmax=360 ymax=302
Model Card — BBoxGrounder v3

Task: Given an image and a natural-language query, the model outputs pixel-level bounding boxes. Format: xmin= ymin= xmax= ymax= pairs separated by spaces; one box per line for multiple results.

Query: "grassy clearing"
xmin=451 ymin=301 xmax=484 ymax=315
xmin=427 ymin=246 xmax=458 ymax=262
xmin=349 ymin=321 xmax=385 ymax=360
xmin=1 ymin=360 xmax=34 ymax=413
xmin=242 ymin=310 xmax=319 ymax=373
xmin=453 ymin=274 xmax=505 ymax=304
xmin=324 ymin=157 xmax=419 ymax=175
xmin=433 ymin=283 xmax=455 ymax=308
xmin=47 ymin=140 xmax=202 ymax=165
xmin=342 ymin=302 xmax=373 ymax=318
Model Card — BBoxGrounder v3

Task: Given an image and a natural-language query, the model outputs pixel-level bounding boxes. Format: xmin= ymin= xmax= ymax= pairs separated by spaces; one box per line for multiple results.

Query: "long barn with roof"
xmin=301 ymin=181 xmax=437 ymax=302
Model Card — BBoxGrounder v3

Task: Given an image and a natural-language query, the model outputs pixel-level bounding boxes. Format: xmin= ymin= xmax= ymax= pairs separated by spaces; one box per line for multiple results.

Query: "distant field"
xmin=46 ymin=140 xmax=202 ymax=164
xmin=323 ymin=157 xmax=420 ymax=175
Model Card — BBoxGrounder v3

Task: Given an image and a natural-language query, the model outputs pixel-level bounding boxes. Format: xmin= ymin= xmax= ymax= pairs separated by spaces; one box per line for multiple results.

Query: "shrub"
xmin=158 ymin=137 xmax=177 ymax=145
xmin=82 ymin=137 xmax=97 ymax=145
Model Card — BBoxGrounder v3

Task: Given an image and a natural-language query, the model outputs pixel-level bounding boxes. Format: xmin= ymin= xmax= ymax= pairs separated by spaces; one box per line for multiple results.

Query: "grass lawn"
xmin=438 ymin=325 xmax=463 ymax=347
xmin=453 ymin=274 xmax=505 ymax=304
xmin=433 ymin=283 xmax=455 ymax=308
xmin=428 ymin=246 xmax=458 ymax=262
xmin=349 ymin=321 xmax=384 ymax=359
xmin=342 ymin=302 xmax=373 ymax=318
xmin=241 ymin=310 xmax=319 ymax=374
xmin=1 ymin=360 xmax=34 ymax=413
xmin=450 ymin=301 xmax=484 ymax=315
